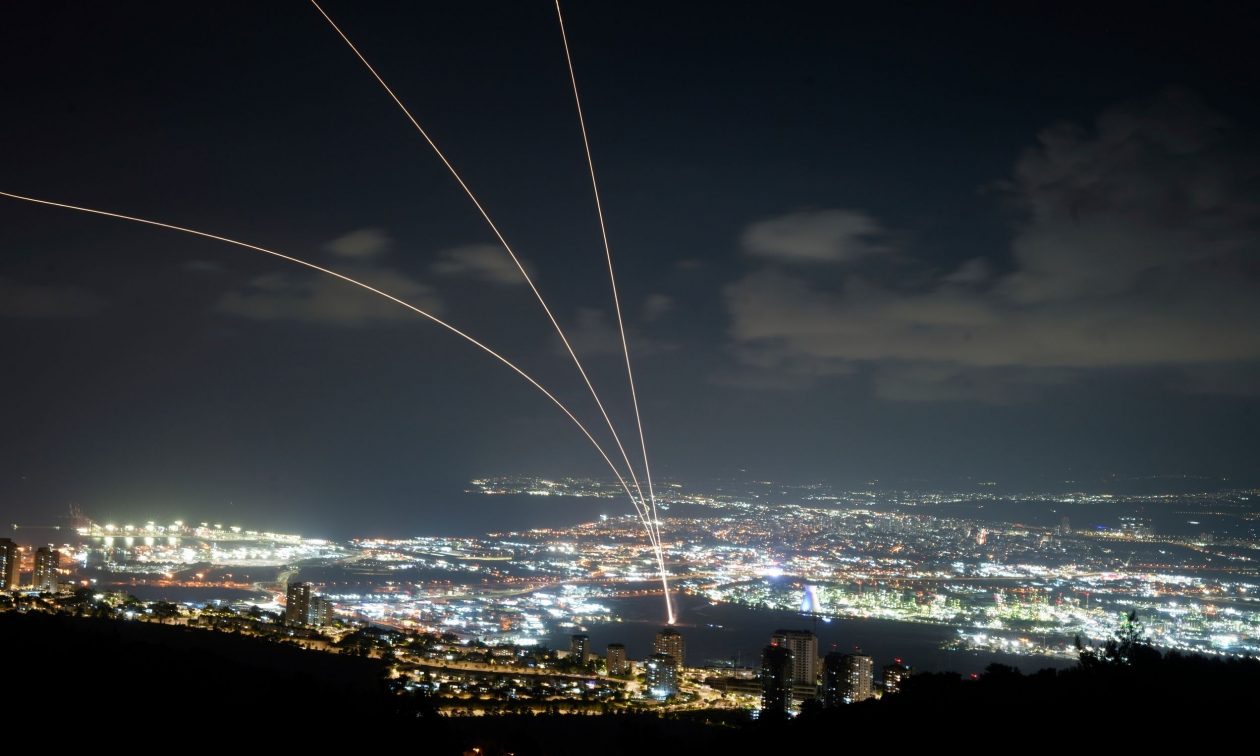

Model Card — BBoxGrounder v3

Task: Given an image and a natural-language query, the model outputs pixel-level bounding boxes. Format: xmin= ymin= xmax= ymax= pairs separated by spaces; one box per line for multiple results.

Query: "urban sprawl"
xmin=2 ymin=476 xmax=1257 ymax=714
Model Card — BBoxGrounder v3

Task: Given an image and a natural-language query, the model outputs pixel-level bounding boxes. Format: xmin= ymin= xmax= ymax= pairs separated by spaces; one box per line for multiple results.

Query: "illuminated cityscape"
xmin=2 ymin=476 xmax=1257 ymax=719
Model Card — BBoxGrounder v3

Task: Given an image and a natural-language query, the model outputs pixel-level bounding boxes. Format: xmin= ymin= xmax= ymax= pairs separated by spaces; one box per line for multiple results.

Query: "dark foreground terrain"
xmin=6 ymin=611 xmax=1256 ymax=752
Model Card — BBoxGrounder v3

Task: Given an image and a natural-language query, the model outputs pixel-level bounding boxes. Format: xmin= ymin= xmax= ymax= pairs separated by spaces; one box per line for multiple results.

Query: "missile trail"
xmin=306 ymin=1 xmax=672 ymax=621
xmin=0 ymin=190 xmax=662 ymax=545
xmin=555 ymin=1 xmax=671 ymax=621
xmin=304 ymin=0 xmax=655 ymax=534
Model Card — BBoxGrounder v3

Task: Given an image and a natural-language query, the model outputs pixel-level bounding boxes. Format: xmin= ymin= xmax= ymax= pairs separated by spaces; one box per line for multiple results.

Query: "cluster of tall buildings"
xmin=761 ymin=628 xmax=913 ymax=717
xmin=820 ymin=651 xmax=873 ymax=706
xmin=644 ymin=627 xmax=684 ymax=699
xmin=284 ymin=582 xmax=334 ymax=627
xmin=606 ymin=643 xmax=629 ymax=676
xmin=644 ymin=653 xmax=679 ymax=700
xmin=567 ymin=624 xmax=911 ymax=711
xmin=0 ymin=540 xmax=60 ymax=593
xmin=571 ymin=627 xmax=685 ymax=701
xmin=654 ymin=628 xmax=684 ymax=665
xmin=883 ymin=658 xmax=912 ymax=695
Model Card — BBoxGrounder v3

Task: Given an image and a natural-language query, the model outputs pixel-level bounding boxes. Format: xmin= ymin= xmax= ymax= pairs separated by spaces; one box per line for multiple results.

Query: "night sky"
xmin=2 ymin=2 xmax=1257 ymax=537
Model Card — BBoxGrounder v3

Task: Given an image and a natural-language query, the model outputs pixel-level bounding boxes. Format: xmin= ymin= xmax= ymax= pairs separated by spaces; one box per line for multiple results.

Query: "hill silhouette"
xmin=7 ymin=610 xmax=1256 ymax=751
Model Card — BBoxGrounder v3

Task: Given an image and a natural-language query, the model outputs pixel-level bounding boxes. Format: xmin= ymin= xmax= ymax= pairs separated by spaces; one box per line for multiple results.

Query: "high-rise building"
xmin=310 ymin=595 xmax=335 ymax=626
xmin=285 ymin=582 xmax=311 ymax=626
xmin=760 ymin=644 xmax=794 ymax=719
xmin=0 ymin=539 xmax=19 ymax=590
xmin=285 ymin=583 xmax=334 ymax=626
xmin=644 ymin=653 xmax=678 ymax=700
xmin=570 ymin=634 xmax=590 ymax=662
xmin=606 ymin=643 xmax=629 ymax=676
xmin=822 ymin=652 xmax=846 ymax=707
xmin=822 ymin=652 xmax=874 ymax=704
xmin=883 ymin=659 xmax=913 ymax=695
xmin=771 ymin=629 xmax=819 ymax=691
xmin=654 ymin=627 xmax=685 ymax=667
xmin=33 ymin=546 xmax=58 ymax=592
xmin=842 ymin=653 xmax=874 ymax=702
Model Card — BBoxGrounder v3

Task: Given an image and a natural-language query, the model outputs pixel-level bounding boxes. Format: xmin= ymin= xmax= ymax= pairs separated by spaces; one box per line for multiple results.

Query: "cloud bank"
xmin=431 ymin=244 xmax=531 ymax=285
xmin=216 ymin=228 xmax=440 ymax=326
xmin=724 ymin=90 xmax=1260 ymax=400
xmin=324 ymin=227 xmax=391 ymax=260
xmin=742 ymin=208 xmax=890 ymax=263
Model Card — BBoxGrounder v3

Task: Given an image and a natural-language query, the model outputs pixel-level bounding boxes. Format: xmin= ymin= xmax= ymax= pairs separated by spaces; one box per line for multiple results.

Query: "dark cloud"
xmin=562 ymin=307 xmax=623 ymax=356
xmin=642 ymin=294 xmax=672 ymax=321
xmin=324 ymin=228 xmax=391 ymax=260
xmin=741 ymin=208 xmax=892 ymax=264
xmin=215 ymin=227 xmax=440 ymax=326
xmin=558 ymin=307 xmax=672 ymax=360
xmin=215 ymin=267 xmax=442 ymax=326
xmin=431 ymin=244 xmax=531 ymax=285
xmin=942 ymin=258 xmax=990 ymax=286
xmin=724 ymin=90 xmax=1260 ymax=400
xmin=999 ymin=87 xmax=1254 ymax=304
xmin=0 ymin=277 xmax=102 ymax=318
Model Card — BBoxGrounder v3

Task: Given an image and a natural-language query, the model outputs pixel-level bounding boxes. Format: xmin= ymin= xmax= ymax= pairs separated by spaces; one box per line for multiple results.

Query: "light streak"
xmin=0 ymin=190 xmax=662 ymax=543
xmin=554 ymin=0 xmax=670 ymax=623
xmin=307 ymin=1 xmax=672 ymax=622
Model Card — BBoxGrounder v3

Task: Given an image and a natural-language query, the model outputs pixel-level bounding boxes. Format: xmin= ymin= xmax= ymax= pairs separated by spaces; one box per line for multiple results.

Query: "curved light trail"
xmin=0 ymin=190 xmax=664 ymax=553
xmin=554 ymin=0 xmax=670 ymax=620
xmin=306 ymin=1 xmax=673 ymax=622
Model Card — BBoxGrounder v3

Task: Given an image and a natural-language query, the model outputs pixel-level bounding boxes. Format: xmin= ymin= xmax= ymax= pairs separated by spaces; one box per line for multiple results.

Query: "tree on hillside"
xmin=1077 ymin=610 xmax=1160 ymax=668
